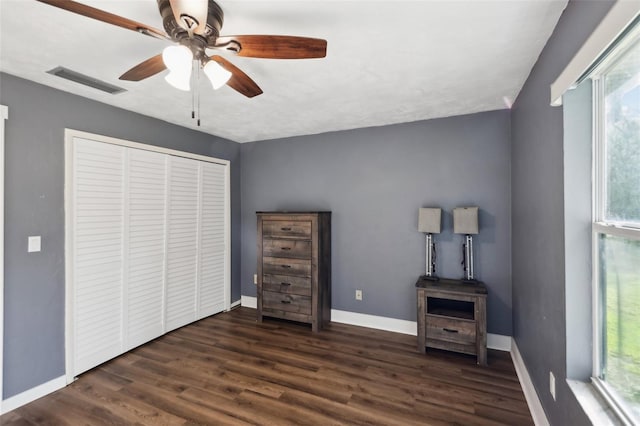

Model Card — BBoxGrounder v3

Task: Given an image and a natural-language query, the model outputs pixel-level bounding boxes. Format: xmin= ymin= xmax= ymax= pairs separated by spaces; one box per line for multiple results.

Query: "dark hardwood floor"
xmin=1 ymin=307 xmax=533 ymax=425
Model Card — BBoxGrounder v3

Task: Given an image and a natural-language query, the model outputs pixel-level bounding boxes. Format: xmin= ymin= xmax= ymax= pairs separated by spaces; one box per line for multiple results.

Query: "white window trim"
xmin=551 ymin=2 xmax=640 ymax=106
xmin=0 ymin=105 xmax=7 ymax=413
xmin=590 ymin=39 xmax=640 ymax=426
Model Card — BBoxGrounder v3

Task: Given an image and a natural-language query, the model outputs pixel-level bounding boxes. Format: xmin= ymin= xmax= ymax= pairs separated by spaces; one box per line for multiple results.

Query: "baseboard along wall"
xmin=1 ymin=375 xmax=66 ymax=415
xmin=240 ymin=296 xmax=511 ymax=351
xmin=510 ymin=339 xmax=550 ymax=426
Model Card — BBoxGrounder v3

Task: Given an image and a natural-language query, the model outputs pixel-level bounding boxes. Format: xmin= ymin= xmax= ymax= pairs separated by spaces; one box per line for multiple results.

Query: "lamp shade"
xmin=418 ymin=208 xmax=441 ymax=233
xmin=453 ymin=207 xmax=479 ymax=234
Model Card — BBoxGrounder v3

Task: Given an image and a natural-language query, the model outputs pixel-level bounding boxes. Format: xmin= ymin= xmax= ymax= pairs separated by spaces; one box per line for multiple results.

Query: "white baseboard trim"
xmin=241 ymin=295 xmax=257 ymax=309
xmin=331 ymin=309 xmax=417 ymax=335
xmin=1 ymin=375 xmax=66 ymax=414
xmin=487 ymin=333 xmax=512 ymax=352
xmin=229 ymin=299 xmax=241 ymax=309
xmin=511 ymin=339 xmax=549 ymax=426
xmin=240 ymin=296 xmax=509 ymax=351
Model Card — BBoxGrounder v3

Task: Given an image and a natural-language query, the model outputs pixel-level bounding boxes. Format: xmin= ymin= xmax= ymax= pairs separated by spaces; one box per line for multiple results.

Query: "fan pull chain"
xmin=191 ymin=61 xmax=195 ymax=120
xmin=197 ymin=64 xmax=201 ymax=127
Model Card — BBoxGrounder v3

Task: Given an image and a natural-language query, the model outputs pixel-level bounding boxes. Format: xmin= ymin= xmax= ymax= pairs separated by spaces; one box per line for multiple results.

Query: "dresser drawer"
xmin=262 ymin=291 xmax=311 ymax=315
xmin=263 ymin=257 xmax=311 ymax=277
xmin=263 ymin=274 xmax=311 ymax=296
xmin=263 ymin=220 xmax=311 ymax=239
xmin=425 ymin=314 xmax=476 ymax=345
xmin=263 ymin=239 xmax=311 ymax=259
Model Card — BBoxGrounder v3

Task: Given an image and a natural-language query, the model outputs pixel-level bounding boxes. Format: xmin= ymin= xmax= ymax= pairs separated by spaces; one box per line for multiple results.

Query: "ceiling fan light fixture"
xmin=162 ymin=45 xmax=193 ymax=90
xmin=165 ymin=70 xmax=191 ymax=91
xmin=162 ymin=45 xmax=193 ymax=71
xmin=203 ymin=60 xmax=232 ymax=90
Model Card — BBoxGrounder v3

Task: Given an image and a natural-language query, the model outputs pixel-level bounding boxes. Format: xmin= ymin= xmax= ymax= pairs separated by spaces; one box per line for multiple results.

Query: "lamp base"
xmin=420 ymin=275 xmax=440 ymax=281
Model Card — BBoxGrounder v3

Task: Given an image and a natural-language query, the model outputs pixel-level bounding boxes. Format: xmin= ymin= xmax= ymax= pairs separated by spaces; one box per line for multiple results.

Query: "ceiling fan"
xmin=36 ymin=0 xmax=328 ymax=98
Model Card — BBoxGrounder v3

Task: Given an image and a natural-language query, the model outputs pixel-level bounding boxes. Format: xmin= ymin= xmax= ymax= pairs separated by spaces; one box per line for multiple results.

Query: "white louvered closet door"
xmin=72 ymin=138 xmax=124 ymax=375
xmin=69 ymin=131 xmax=229 ymax=378
xmin=165 ymin=156 xmax=200 ymax=331
xmin=125 ymin=149 xmax=167 ymax=350
xmin=198 ymin=162 xmax=227 ymax=318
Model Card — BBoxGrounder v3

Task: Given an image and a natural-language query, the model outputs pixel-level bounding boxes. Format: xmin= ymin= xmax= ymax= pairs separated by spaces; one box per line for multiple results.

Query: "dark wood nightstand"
xmin=416 ymin=277 xmax=488 ymax=365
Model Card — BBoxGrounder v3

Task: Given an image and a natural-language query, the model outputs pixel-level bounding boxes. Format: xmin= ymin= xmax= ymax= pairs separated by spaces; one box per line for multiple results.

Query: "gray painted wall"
xmin=510 ymin=1 xmax=614 ymax=424
xmin=240 ymin=111 xmax=512 ymax=335
xmin=0 ymin=73 xmax=241 ymax=399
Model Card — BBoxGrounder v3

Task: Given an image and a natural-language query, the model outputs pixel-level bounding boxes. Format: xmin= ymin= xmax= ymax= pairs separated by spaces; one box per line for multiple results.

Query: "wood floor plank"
xmin=1 ymin=307 xmax=534 ymax=425
xmin=67 ymin=375 xmax=187 ymax=426
xmin=0 ymin=410 xmax=35 ymax=426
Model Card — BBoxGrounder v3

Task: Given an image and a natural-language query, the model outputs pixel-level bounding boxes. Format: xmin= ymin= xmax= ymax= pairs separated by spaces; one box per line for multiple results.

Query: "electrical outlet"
xmin=550 ymin=371 xmax=556 ymax=401
xmin=253 ymin=274 xmax=258 ymax=285
xmin=355 ymin=289 xmax=363 ymax=301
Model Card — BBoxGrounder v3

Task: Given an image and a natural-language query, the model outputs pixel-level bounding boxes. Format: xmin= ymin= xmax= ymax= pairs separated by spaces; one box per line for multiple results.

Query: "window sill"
xmin=567 ymin=380 xmax=623 ymax=426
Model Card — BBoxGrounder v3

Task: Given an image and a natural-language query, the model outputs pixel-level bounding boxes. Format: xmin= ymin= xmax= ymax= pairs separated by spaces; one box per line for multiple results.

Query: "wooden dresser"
xmin=257 ymin=212 xmax=331 ymax=332
xmin=416 ymin=277 xmax=488 ymax=365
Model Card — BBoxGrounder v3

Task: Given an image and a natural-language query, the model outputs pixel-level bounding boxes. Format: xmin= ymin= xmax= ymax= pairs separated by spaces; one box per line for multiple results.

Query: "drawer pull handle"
xmin=281 ymin=247 xmax=292 ymax=251
xmin=281 ymin=300 xmax=292 ymax=304
xmin=281 ymin=227 xmax=292 ymax=231
xmin=281 ymin=282 xmax=291 ymax=286
xmin=443 ymin=328 xmax=459 ymax=333
xmin=281 ymin=265 xmax=292 ymax=269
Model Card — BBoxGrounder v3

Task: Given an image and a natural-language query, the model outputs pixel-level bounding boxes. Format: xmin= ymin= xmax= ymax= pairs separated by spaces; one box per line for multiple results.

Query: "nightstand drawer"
xmin=425 ymin=314 xmax=476 ymax=345
xmin=263 ymin=220 xmax=311 ymax=239
xmin=263 ymin=238 xmax=311 ymax=259
xmin=263 ymin=257 xmax=311 ymax=277
xmin=262 ymin=291 xmax=311 ymax=315
xmin=263 ymin=274 xmax=311 ymax=296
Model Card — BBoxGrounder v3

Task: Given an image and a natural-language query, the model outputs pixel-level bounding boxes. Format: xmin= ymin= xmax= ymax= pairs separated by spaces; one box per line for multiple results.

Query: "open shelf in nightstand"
xmin=427 ymin=297 xmax=474 ymax=320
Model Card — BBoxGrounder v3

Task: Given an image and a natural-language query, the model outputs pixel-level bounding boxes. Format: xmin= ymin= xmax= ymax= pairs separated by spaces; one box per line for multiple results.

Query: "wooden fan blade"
xmin=213 ymin=35 xmax=327 ymax=59
xmin=209 ymin=55 xmax=263 ymax=98
xmin=36 ymin=0 xmax=169 ymax=40
xmin=119 ymin=54 xmax=166 ymax=81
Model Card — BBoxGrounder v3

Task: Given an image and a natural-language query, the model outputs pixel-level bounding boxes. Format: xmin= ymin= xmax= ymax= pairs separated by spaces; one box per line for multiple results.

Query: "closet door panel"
xmin=198 ymin=162 xmax=227 ymax=318
xmin=69 ymin=132 xmax=229 ymax=378
xmin=165 ymin=156 xmax=199 ymax=331
xmin=125 ymin=149 xmax=167 ymax=350
xmin=72 ymin=138 xmax=124 ymax=375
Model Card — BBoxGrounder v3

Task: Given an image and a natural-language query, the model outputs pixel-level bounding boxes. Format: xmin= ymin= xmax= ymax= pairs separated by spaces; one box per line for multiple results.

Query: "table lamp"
xmin=418 ymin=208 xmax=441 ymax=280
xmin=453 ymin=206 xmax=479 ymax=282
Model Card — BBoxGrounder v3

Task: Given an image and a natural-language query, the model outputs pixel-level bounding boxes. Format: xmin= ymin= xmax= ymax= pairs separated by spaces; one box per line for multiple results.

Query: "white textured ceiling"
xmin=0 ymin=0 xmax=568 ymax=143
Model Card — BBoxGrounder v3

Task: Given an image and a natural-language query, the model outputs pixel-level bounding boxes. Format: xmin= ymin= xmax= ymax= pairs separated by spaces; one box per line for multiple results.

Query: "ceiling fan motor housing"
xmin=157 ymin=0 xmax=224 ymax=42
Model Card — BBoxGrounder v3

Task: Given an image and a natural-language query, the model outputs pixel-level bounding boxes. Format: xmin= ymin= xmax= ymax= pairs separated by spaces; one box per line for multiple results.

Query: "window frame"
xmin=590 ymin=30 xmax=640 ymax=425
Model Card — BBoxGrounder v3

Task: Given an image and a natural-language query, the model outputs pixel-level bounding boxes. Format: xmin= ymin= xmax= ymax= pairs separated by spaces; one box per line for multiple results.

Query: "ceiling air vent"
xmin=47 ymin=67 xmax=126 ymax=95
